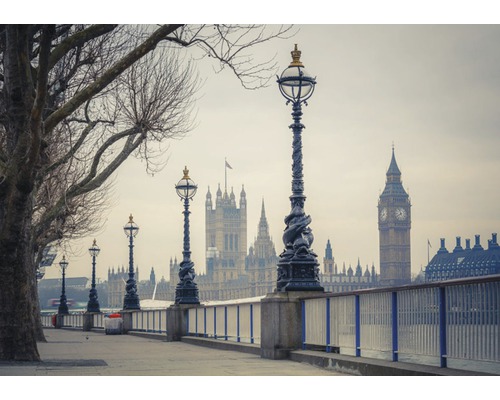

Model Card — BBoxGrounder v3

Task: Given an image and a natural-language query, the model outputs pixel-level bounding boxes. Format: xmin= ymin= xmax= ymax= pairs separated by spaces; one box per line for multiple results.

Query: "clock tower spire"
xmin=378 ymin=146 xmax=411 ymax=286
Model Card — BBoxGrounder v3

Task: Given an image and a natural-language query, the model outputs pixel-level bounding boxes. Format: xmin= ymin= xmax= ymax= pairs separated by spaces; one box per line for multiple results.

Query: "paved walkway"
xmin=0 ymin=328 xmax=350 ymax=376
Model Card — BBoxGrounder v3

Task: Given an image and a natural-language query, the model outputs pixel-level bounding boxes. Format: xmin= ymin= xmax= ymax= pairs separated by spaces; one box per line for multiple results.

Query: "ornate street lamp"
xmin=123 ymin=214 xmax=141 ymax=310
xmin=276 ymin=44 xmax=324 ymax=292
xmin=58 ymin=255 xmax=70 ymax=315
xmin=174 ymin=166 xmax=200 ymax=304
xmin=86 ymin=239 xmax=101 ymax=313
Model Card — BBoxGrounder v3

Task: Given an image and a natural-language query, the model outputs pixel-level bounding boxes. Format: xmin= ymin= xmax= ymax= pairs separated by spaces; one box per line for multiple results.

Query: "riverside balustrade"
xmin=301 ymin=275 xmax=500 ymax=374
xmin=39 ymin=276 xmax=499 ymax=374
xmin=186 ymin=302 xmax=261 ymax=344
xmin=131 ymin=309 xmax=168 ymax=333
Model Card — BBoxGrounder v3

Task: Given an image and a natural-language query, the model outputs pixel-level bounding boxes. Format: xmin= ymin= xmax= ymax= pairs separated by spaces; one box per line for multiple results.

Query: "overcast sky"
xmin=42 ymin=25 xmax=500 ymax=288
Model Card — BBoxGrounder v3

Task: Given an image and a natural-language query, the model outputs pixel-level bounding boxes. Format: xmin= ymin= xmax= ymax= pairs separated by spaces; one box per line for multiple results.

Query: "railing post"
xmin=214 ymin=307 xmax=217 ymax=339
xmin=301 ymin=300 xmax=306 ymax=350
xmin=355 ymin=294 xmax=361 ymax=357
xmin=224 ymin=306 xmax=228 ymax=341
xmin=195 ymin=308 xmax=198 ymax=336
xmin=204 ymin=307 xmax=207 ymax=338
xmin=166 ymin=304 xmax=191 ymax=342
xmin=250 ymin=304 xmax=254 ymax=344
xmin=392 ymin=291 xmax=398 ymax=362
xmin=326 ymin=298 xmax=331 ymax=352
xmin=237 ymin=305 xmax=240 ymax=343
xmin=83 ymin=313 xmax=93 ymax=331
xmin=439 ymin=286 xmax=447 ymax=368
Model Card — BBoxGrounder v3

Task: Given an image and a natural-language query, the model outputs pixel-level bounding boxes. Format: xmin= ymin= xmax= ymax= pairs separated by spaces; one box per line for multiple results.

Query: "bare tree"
xmin=0 ymin=24 xmax=293 ymax=361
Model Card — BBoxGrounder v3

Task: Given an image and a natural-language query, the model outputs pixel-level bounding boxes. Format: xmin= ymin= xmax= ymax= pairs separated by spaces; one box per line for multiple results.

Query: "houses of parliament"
xmin=107 ymin=150 xmax=412 ymax=306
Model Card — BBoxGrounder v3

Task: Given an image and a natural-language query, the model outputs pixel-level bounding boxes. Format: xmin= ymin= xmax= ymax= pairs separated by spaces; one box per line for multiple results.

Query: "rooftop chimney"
xmin=490 ymin=233 xmax=499 ymax=249
xmin=453 ymin=236 xmax=463 ymax=253
xmin=472 ymin=234 xmax=483 ymax=251
xmin=438 ymin=238 xmax=448 ymax=254
xmin=465 ymin=238 xmax=471 ymax=250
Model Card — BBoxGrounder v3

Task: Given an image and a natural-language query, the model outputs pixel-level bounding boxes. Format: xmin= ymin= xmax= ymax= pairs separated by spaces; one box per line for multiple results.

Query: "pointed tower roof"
xmin=258 ymin=198 xmax=270 ymax=237
xmin=325 ymin=239 xmax=333 ymax=260
xmin=386 ymin=146 xmax=401 ymax=176
xmin=380 ymin=146 xmax=408 ymax=199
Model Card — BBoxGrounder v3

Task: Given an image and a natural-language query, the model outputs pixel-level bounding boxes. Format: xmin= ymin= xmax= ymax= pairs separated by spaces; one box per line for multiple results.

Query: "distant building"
xmin=107 ymin=186 xmax=277 ymax=303
xmin=245 ymin=200 xmax=278 ymax=297
xmin=320 ymin=239 xmax=378 ymax=292
xmin=107 ymin=267 xmax=140 ymax=309
xmin=378 ymin=148 xmax=412 ymax=286
xmin=38 ymin=277 xmax=89 ymax=290
xmin=107 ymin=153 xmax=419 ymax=305
xmin=425 ymin=233 xmax=500 ymax=281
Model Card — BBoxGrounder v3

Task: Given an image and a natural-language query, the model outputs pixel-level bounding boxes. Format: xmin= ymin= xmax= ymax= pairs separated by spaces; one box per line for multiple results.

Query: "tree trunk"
xmin=0 ymin=193 xmax=41 ymax=361
xmin=34 ymin=281 xmax=46 ymax=343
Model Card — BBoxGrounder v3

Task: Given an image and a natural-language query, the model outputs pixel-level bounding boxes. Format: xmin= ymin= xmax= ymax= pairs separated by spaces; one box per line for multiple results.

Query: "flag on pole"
xmin=427 ymin=239 xmax=432 ymax=248
xmin=225 ymin=160 xmax=233 ymax=169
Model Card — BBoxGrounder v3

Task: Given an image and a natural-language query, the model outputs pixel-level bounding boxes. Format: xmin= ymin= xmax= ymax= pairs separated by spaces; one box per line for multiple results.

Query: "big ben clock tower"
xmin=378 ymin=147 xmax=411 ymax=286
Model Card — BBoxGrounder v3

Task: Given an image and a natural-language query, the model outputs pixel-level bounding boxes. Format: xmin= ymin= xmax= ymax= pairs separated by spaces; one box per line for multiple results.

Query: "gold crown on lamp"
xmin=182 ymin=166 xmax=190 ymax=180
xmin=289 ymin=44 xmax=304 ymax=67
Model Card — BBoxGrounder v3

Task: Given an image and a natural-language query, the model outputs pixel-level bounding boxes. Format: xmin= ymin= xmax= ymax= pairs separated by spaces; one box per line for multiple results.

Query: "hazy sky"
xmin=43 ymin=25 xmax=500 ymax=287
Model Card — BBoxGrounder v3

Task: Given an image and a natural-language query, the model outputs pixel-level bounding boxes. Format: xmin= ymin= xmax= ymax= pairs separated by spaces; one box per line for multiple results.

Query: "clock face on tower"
xmin=380 ymin=207 xmax=388 ymax=222
xmin=395 ymin=207 xmax=407 ymax=221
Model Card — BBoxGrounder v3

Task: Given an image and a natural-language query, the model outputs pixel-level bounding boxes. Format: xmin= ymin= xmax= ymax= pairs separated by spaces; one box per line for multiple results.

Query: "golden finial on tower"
xmin=289 ymin=44 xmax=304 ymax=67
xmin=183 ymin=166 xmax=190 ymax=179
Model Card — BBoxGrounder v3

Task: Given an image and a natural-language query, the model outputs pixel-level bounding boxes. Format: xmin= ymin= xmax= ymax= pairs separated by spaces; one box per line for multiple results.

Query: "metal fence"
xmin=186 ymin=302 xmax=261 ymax=344
xmin=131 ymin=310 xmax=167 ymax=333
xmin=39 ymin=276 xmax=499 ymax=374
xmin=301 ymin=276 xmax=500 ymax=374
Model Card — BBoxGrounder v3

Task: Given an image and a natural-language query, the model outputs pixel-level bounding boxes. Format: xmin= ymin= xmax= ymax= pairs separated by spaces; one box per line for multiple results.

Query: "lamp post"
xmin=123 ymin=214 xmax=141 ymax=310
xmin=174 ymin=166 xmax=200 ymax=304
xmin=87 ymin=239 xmax=101 ymax=313
xmin=58 ymin=255 xmax=69 ymax=315
xmin=276 ymin=44 xmax=323 ymax=292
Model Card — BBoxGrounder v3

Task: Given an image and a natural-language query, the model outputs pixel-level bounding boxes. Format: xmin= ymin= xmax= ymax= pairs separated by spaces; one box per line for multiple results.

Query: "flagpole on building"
xmin=427 ymin=239 xmax=432 ymax=265
xmin=224 ymin=158 xmax=233 ymax=193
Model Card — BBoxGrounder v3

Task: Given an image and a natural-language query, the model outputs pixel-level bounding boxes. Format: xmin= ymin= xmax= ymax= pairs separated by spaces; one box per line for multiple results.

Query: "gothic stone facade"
xmin=378 ymin=148 xmax=412 ymax=286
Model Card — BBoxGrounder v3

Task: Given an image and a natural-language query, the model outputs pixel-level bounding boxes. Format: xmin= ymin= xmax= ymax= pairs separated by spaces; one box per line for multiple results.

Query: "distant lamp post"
xmin=123 ymin=214 xmax=141 ymax=310
xmin=276 ymin=44 xmax=323 ymax=292
xmin=58 ymin=256 xmax=70 ymax=315
xmin=87 ymin=239 xmax=101 ymax=313
xmin=174 ymin=166 xmax=200 ymax=304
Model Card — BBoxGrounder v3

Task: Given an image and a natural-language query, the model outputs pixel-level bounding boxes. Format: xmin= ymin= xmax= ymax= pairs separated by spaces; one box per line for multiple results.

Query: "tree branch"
xmin=47 ymin=24 xmax=117 ymax=70
xmin=44 ymin=24 xmax=183 ymax=133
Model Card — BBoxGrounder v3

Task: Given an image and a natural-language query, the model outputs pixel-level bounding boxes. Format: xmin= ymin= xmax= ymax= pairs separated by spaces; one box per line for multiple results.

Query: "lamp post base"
xmin=277 ymin=257 xmax=324 ymax=292
xmin=175 ymin=283 xmax=200 ymax=305
xmin=87 ymin=302 xmax=101 ymax=313
xmin=123 ymin=294 xmax=140 ymax=310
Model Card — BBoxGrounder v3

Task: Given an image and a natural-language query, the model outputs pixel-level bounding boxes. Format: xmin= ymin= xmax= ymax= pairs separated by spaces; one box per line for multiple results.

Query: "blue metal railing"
xmin=301 ymin=275 xmax=500 ymax=374
xmin=131 ymin=309 xmax=167 ymax=333
xmin=186 ymin=302 xmax=261 ymax=344
xmin=41 ymin=276 xmax=498 ymax=374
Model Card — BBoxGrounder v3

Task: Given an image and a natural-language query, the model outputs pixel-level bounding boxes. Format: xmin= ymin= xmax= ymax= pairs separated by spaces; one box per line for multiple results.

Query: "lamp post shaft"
xmin=129 ymin=234 xmax=134 ymax=277
xmin=123 ymin=226 xmax=140 ymax=310
xmin=87 ymin=253 xmax=100 ymax=313
xmin=182 ymin=197 xmax=191 ymax=263
xmin=290 ymin=102 xmax=306 ymax=207
xmin=58 ymin=268 xmax=69 ymax=315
